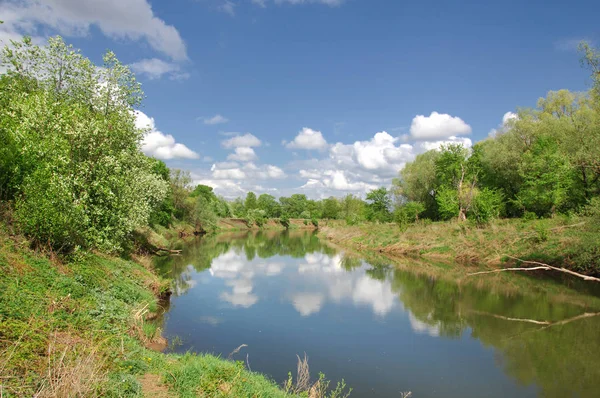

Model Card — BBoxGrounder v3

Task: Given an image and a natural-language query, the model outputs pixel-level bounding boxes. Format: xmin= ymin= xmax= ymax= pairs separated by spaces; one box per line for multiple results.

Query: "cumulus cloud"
xmin=203 ymin=114 xmax=229 ymax=125
xmin=407 ymin=312 xmax=441 ymax=337
xmin=292 ymin=130 xmax=473 ymax=198
xmin=130 ymin=58 xmax=189 ymax=80
xmin=297 ymin=253 xmax=396 ymax=317
xmin=227 ymin=147 xmax=257 ymax=162
xmin=0 ymin=0 xmax=187 ymax=60
xmin=222 ymin=133 xmax=262 ymax=148
xmin=209 ymin=161 xmax=285 ymax=182
xmin=410 ymin=112 xmax=472 ymax=139
xmin=135 ymin=110 xmax=199 ymax=160
xmin=489 ymin=111 xmax=518 ymax=137
xmin=291 ymin=293 xmax=325 ymax=316
xmin=285 ymin=127 xmax=329 ymax=150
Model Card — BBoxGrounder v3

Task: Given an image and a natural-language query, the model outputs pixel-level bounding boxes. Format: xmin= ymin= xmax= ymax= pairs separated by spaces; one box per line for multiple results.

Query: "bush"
xmin=303 ymin=219 xmax=308 ymax=226
xmin=2 ymin=37 xmax=167 ymax=253
xmin=311 ymin=218 xmax=319 ymax=228
xmin=345 ymin=214 xmax=361 ymax=226
xmin=523 ymin=211 xmax=538 ymax=221
xmin=279 ymin=215 xmax=290 ymax=229
xmin=436 ymin=187 xmax=460 ymax=221
xmin=469 ymin=188 xmax=504 ymax=225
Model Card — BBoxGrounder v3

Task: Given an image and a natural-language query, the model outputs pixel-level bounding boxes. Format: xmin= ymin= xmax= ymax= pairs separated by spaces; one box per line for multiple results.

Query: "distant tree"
xmin=322 ymin=197 xmax=341 ymax=219
xmin=365 ymin=187 xmax=392 ymax=222
xmin=257 ymin=193 xmax=281 ymax=218
xmin=393 ymin=149 xmax=440 ymax=219
xmin=245 ymin=191 xmax=258 ymax=211
xmin=190 ymin=184 xmax=217 ymax=202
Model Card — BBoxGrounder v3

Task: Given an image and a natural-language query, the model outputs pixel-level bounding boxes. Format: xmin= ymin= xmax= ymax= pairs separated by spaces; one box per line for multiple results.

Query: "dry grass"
xmin=283 ymin=354 xmax=351 ymax=398
xmin=34 ymin=333 xmax=107 ymax=398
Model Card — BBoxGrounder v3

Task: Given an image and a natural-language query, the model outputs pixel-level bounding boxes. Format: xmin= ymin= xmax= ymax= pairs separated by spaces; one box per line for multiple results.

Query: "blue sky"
xmin=1 ymin=0 xmax=599 ymax=198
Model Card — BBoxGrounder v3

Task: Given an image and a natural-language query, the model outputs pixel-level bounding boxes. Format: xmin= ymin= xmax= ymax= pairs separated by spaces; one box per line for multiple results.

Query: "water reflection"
xmin=156 ymin=230 xmax=600 ymax=398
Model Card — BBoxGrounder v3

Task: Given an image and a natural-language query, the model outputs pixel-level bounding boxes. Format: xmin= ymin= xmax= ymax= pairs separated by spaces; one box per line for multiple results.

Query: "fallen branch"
xmin=154 ymin=247 xmax=182 ymax=255
xmin=470 ymin=310 xmax=551 ymax=325
xmin=467 ymin=256 xmax=600 ymax=282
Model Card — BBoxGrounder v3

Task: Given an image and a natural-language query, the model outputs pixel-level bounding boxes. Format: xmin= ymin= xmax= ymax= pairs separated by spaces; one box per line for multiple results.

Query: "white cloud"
xmin=285 ymin=127 xmax=328 ymax=150
xmin=130 ymin=58 xmax=189 ymax=80
xmin=488 ymin=111 xmax=518 ymax=137
xmin=227 ymin=147 xmax=257 ymax=162
xmin=222 ymin=133 xmax=262 ymax=148
xmin=135 ymin=110 xmax=199 ymax=160
xmin=410 ymin=112 xmax=472 ymax=139
xmin=209 ymin=161 xmax=285 ymax=182
xmin=203 ymin=114 xmax=229 ymax=125
xmin=291 ymin=293 xmax=325 ymax=316
xmin=293 ymin=130 xmax=473 ymax=198
xmin=0 ymin=0 xmax=187 ymax=60
xmin=407 ymin=312 xmax=441 ymax=337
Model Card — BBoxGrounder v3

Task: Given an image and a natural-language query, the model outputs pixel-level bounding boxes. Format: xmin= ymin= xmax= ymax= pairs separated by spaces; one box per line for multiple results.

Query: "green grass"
xmin=0 ymin=227 xmax=346 ymax=397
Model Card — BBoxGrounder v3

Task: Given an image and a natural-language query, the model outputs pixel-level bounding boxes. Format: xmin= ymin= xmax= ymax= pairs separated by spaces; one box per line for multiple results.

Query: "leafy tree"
xmin=365 ymin=187 xmax=392 ymax=222
xmin=190 ymin=184 xmax=217 ymax=202
xmin=257 ymin=194 xmax=281 ymax=218
xmin=469 ymin=188 xmax=504 ymax=225
xmin=322 ymin=197 xmax=341 ymax=219
xmin=245 ymin=191 xmax=258 ymax=212
xmin=1 ymin=36 xmax=166 ymax=252
xmin=394 ymin=201 xmax=426 ymax=229
xmin=515 ymin=137 xmax=574 ymax=217
xmin=393 ymin=149 xmax=440 ymax=219
xmin=280 ymin=194 xmax=308 ymax=218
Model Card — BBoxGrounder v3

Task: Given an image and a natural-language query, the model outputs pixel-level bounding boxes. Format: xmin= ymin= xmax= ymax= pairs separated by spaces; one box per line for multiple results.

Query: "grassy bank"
xmin=0 ymin=227 xmax=343 ymax=397
xmin=319 ymin=215 xmax=600 ymax=277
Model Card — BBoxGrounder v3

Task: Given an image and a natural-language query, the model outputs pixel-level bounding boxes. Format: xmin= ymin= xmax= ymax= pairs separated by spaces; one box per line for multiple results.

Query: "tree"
xmin=515 ymin=137 xmax=574 ymax=217
xmin=245 ymin=192 xmax=258 ymax=212
xmin=1 ymin=36 xmax=167 ymax=252
xmin=365 ymin=187 xmax=392 ymax=222
xmin=393 ymin=149 xmax=440 ymax=219
xmin=257 ymin=194 xmax=281 ymax=218
xmin=340 ymin=194 xmax=366 ymax=224
xmin=434 ymin=144 xmax=478 ymax=221
xmin=190 ymin=184 xmax=217 ymax=203
xmin=322 ymin=197 xmax=341 ymax=219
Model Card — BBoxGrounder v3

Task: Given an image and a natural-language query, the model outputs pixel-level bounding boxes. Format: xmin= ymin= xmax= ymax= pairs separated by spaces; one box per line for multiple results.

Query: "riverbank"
xmin=0 ymin=227 xmax=326 ymax=397
xmin=319 ymin=215 xmax=600 ymax=277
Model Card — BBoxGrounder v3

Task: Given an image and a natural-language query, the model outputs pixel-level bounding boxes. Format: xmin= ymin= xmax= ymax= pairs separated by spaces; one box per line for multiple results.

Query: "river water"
xmin=154 ymin=230 xmax=600 ymax=397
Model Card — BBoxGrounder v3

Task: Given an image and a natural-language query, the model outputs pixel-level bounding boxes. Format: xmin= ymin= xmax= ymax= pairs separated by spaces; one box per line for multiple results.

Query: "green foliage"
xmin=393 ymin=150 xmax=440 ymax=219
xmin=244 ymin=191 xmax=258 ymax=212
xmin=244 ymin=208 xmax=267 ymax=228
xmin=1 ymin=36 xmax=167 ymax=252
xmin=436 ymin=187 xmax=460 ymax=221
xmin=469 ymin=188 xmax=504 ymax=225
xmin=257 ymin=193 xmax=281 ymax=218
xmin=322 ymin=196 xmax=341 ymax=219
xmin=311 ymin=217 xmax=319 ymax=228
xmin=280 ymin=214 xmax=290 ymax=229
xmin=394 ymin=201 xmax=425 ymax=230
xmin=515 ymin=136 xmax=574 ymax=217
xmin=365 ymin=187 xmax=392 ymax=222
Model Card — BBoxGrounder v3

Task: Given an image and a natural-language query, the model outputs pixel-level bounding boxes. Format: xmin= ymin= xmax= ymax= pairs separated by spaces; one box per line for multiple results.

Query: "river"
xmin=154 ymin=230 xmax=600 ymax=397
